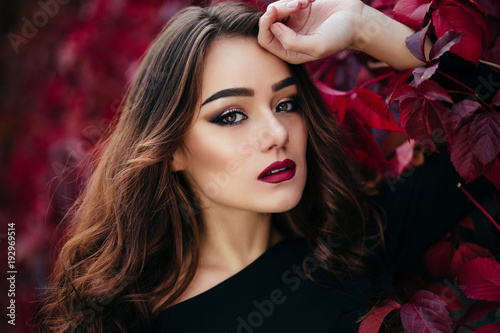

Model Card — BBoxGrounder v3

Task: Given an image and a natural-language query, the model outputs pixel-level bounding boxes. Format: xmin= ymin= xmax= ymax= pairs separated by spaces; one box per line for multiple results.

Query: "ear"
xmin=171 ymin=148 xmax=187 ymax=172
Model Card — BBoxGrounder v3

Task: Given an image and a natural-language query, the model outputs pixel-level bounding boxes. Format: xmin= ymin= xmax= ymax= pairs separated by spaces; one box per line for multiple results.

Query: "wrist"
xmin=350 ymin=4 xmax=379 ymax=52
xmin=347 ymin=1 xmax=372 ymax=51
xmin=350 ymin=4 xmax=428 ymax=70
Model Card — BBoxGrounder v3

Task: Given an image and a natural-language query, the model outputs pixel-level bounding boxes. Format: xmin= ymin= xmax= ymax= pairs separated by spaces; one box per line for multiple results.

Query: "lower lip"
xmin=258 ymin=168 xmax=296 ymax=184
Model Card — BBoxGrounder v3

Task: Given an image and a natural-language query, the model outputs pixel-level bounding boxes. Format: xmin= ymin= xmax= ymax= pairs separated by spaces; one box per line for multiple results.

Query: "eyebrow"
xmin=202 ymin=88 xmax=253 ymax=106
xmin=272 ymin=77 xmax=296 ymax=92
xmin=201 ymin=77 xmax=296 ymax=106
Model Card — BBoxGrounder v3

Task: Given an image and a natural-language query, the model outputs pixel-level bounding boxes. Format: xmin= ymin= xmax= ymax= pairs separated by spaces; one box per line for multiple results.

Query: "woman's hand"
xmin=258 ymin=0 xmax=431 ymax=70
xmin=258 ymin=0 xmax=364 ymax=64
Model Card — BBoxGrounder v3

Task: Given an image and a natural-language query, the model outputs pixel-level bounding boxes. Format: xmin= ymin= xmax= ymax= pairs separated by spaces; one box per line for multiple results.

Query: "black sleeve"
xmin=375 ymin=151 xmax=494 ymax=270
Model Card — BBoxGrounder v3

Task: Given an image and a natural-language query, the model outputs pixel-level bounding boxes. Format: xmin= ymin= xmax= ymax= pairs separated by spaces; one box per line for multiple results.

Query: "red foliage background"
xmin=0 ymin=0 xmax=498 ymax=332
xmin=1 ymin=1 xmax=196 ymax=331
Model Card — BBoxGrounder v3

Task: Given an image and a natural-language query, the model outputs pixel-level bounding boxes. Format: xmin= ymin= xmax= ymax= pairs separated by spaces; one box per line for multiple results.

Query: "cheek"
xmin=183 ymin=126 xmax=244 ymax=189
xmin=293 ymin=117 xmax=308 ymax=184
xmin=185 ymin=130 xmax=226 ymax=172
xmin=182 ymin=127 xmax=257 ymax=204
xmin=293 ymin=116 xmax=308 ymax=154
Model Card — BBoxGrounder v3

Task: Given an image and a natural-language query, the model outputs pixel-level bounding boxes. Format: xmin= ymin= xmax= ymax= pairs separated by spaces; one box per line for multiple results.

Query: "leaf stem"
xmin=445 ymin=90 xmax=475 ymax=97
xmin=457 ymin=183 xmax=500 ymax=232
xmin=436 ymin=70 xmax=476 ymax=94
xmin=479 ymin=59 xmax=500 ymax=71
xmin=451 ymin=319 xmax=476 ymax=331
xmin=359 ymin=72 xmax=393 ymax=90
xmin=444 ymin=91 xmax=489 ymax=110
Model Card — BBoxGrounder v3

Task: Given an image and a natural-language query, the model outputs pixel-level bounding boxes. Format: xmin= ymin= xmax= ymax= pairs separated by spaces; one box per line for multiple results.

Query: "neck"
xmin=199 ymin=207 xmax=283 ymax=273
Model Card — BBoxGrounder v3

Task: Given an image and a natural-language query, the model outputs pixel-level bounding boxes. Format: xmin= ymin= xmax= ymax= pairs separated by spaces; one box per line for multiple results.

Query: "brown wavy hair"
xmin=37 ymin=2 xmax=381 ymax=332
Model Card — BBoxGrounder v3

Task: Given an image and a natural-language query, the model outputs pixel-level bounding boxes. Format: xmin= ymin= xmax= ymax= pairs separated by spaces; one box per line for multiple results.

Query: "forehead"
xmin=201 ymin=37 xmax=292 ymax=98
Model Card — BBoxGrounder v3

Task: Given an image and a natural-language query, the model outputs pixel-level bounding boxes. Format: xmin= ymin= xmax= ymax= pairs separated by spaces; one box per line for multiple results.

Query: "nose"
xmin=257 ymin=112 xmax=289 ymax=152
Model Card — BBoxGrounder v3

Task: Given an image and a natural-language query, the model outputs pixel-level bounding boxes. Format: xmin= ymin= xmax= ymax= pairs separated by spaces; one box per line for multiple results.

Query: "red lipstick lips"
xmin=258 ymin=159 xmax=296 ymax=184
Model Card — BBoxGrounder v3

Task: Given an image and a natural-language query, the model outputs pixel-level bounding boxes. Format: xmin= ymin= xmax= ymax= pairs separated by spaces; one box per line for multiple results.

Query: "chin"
xmin=264 ymin=192 xmax=303 ymax=213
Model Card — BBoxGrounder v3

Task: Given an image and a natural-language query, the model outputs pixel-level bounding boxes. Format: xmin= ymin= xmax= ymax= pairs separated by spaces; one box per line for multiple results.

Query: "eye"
xmin=211 ymin=109 xmax=248 ymax=126
xmin=276 ymin=98 xmax=300 ymax=113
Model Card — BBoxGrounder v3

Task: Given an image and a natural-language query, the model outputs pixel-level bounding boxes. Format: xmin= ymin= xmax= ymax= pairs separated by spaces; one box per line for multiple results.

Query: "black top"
xmin=153 ymin=153 xmax=492 ymax=332
xmin=155 ymin=238 xmax=374 ymax=332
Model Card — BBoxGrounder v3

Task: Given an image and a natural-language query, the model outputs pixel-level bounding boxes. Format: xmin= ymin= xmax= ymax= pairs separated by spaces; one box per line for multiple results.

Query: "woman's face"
xmin=174 ymin=37 xmax=307 ymax=214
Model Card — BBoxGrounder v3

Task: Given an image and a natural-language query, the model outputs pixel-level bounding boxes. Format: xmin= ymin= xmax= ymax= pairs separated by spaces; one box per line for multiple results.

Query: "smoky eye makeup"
xmin=276 ymin=95 xmax=301 ymax=113
xmin=207 ymin=92 xmax=301 ymax=127
xmin=209 ymin=107 xmax=248 ymax=126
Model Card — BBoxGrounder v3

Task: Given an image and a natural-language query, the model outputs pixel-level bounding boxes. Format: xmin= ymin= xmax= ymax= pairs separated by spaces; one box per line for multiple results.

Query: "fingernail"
xmin=270 ymin=24 xmax=282 ymax=37
xmin=286 ymin=0 xmax=299 ymax=9
xmin=264 ymin=5 xmax=272 ymax=16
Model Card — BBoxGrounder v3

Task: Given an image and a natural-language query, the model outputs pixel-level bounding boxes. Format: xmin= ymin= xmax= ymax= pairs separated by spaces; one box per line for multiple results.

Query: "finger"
xmin=258 ymin=5 xmax=279 ymax=50
xmin=260 ymin=22 xmax=315 ymax=64
xmin=264 ymin=0 xmax=312 ymax=22
xmin=258 ymin=0 xmax=312 ymax=56
xmin=259 ymin=8 xmax=293 ymax=61
xmin=269 ymin=22 xmax=321 ymax=61
xmin=258 ymin=1 xmax=318 ymax=63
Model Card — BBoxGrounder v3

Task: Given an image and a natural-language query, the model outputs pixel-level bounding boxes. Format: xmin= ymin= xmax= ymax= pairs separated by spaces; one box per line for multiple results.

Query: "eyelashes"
xmin=276 ymin=99 xmax=300 ymax=113
xmin=211 ymin=108 xmax=248 ymax=126
xmin=210 ymin=96 xmax=301 ymax=127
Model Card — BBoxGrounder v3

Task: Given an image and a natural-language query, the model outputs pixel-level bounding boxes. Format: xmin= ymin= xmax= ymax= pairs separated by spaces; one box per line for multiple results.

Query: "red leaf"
xmin=458 ymin=215 xmax=475 ymax=230
xmin=317 ymin=81 xmax=392 ymax=172
xmin=315 ymin=80 xmax=349 ymax=123
xmin=386 ymin=69 xmax=413 ymax=106
xmin=484 ymin=158 xmax=500 ymax=190
xmin=394 ymin=81 xmax=453 ymax=151
xmin=315 ymin=80 xmax=347 ymax=98
xmin=485 ymin=36 xmax=500 ymax=65
xmin=392 ymin=83 xmax=422 ymax=101
xmin=359 ymin=301 xmax=401 ymax=333
xmin=371 ymin=0 xmax=399 ymax=18
xmin=424 ymin=234 xmax=492 ymax=278
xmin=394 ymin=0 xmax=432 ymax=31
xmin=405 ymin=22 xmax=431 ymax=62
xmin=451 ymin=100 xmax=485 ymax=130
xmin=342 ymin=111 xmax=390 ymax=172
xmin=459 ymin=300 xmax=500 ymax=324
xmin=449 ymin=242 xmax=493 ymax=277
xmin=475 ymin=323 xmax=500 ymax=333
xmin=455 ymin=0 xmax=490 ymax=45
xmin=420 ymin=80 xmax=453 ymax=103
xmin=413 ymin=62 xmax=439 ymax=86
xmin=409 ymin=28 xmax=463 ymax=85
xmin=350 ymin=88 xmax=402 ymax=131
xmin=450 ymin=122 xmax=484 ymax=182
xmin=386 ymin=139 xmax=417 ymax=176
xmin=459 ymin=257 xmax=500 ymax=301
xmin=428 ymin=99 xmax=454 ymax=142
xmin=432 ymin=0 xmax=487 ymax=64
xmin=429 ymin=30 xmax=464 ymax=60
xmin=400 ymin=290 xmax=452 ymax=333
xmin=424 ymin=238 xmax=453 ymax=277
xmin=470 ymin=111 xmax=500 ymax=165
xmin=427 ymin=283 xmax=466 ymax=310
xmin=400 ymin=96 xmax=438 ymax=151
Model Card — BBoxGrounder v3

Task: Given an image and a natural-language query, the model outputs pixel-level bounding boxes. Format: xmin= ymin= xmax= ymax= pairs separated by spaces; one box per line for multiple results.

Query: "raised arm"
xmin=258 ymin=0 xmax=432 ymax=70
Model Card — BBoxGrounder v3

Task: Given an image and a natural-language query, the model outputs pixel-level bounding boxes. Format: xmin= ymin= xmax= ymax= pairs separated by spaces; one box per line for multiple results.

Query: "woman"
xmin=37 ymin=0 xmax=488 ymax=332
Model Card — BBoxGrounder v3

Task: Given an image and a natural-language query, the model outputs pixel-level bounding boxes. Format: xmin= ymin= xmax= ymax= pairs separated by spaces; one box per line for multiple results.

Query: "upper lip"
xmin=258 ymin=159 xmax=296 ymax=179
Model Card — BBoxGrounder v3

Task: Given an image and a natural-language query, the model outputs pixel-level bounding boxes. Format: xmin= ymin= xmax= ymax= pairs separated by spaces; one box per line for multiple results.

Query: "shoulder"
xmin=153 ymin=238 xmax=374 ymax=332
xmin=156 ymin=237 xmax=307 ymax=310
